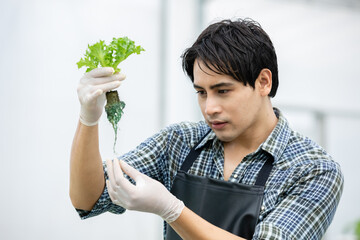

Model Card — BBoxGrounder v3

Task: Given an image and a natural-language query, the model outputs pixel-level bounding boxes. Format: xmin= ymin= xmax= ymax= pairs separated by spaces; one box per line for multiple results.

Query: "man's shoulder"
xmin=280 ymin=129 xmax=340 ymax=173
xmin=272 ymin=109 xmax=337 ymax=170
xmin=288 ymin=130 xmax=330 ymax=159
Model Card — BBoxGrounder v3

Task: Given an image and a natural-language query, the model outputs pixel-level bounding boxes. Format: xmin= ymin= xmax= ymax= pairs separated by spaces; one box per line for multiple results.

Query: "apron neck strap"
xmin=254 ymin=151 xmax=274 ymax=187
xmin=180 ymin=129 xmax=212 ymax=172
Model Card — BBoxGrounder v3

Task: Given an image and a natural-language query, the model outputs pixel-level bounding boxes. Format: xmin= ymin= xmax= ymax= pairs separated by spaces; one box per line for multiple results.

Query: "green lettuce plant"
xmin=77 ymin=37 xmax=144 ymax=152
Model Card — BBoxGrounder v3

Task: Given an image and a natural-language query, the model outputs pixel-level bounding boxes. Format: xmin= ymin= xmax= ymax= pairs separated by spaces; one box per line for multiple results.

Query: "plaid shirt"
xmin=77 ymin=108 xmax=343 ymax=239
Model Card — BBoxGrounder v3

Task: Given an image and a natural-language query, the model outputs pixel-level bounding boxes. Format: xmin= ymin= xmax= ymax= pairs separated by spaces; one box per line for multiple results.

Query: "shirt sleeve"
xmin=252 ymin=161 xmax=344 ymax=240
xmin=75 ymin=126 xmax=172 ymax=219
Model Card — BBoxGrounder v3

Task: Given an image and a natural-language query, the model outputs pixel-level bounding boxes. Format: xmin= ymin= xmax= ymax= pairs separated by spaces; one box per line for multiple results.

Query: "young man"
xmin=70 ymin=19 xmax=343 ymax=239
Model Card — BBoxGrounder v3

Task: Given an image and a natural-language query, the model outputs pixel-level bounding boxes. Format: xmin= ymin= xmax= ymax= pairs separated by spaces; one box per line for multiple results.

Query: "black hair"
xmin=182 ymin=18 xmax=279 ymax=97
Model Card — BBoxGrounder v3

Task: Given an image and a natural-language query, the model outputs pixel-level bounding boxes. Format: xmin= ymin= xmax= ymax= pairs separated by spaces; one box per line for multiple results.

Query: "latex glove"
xmin=106 ymin=159 xmax=185 ymax=223
xmin=77 ymin=67 xmax=126 ymax=126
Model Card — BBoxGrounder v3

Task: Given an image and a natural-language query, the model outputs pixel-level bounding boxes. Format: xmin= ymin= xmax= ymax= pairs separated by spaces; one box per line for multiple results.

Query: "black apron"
xmin=166 ymin=131 xmax=273 ymax=240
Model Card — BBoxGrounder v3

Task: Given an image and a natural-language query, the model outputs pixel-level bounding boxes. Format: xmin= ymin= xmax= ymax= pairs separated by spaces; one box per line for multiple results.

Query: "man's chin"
xmin=213 ymin=131 xmax=235 ymax=143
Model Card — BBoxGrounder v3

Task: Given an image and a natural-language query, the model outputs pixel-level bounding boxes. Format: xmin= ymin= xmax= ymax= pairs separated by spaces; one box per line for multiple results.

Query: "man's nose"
xmin=205 ymin=97 xmax=221 ymax=116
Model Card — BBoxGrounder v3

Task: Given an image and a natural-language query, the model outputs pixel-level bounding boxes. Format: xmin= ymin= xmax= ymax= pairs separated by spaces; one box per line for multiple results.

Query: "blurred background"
xmin=0 ymin=0 xmax=359 ymax=239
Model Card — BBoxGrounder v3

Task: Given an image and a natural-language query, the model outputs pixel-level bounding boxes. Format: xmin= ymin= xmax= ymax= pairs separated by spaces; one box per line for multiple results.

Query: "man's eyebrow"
xmin=193 ymin=84 xmax=204 ymax=89
xmin=193 ymin=82 xmax=235 ymax=89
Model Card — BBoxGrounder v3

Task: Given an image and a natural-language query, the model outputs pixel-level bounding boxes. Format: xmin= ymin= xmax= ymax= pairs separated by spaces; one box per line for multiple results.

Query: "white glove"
xmin=106 ymin=159 xmax=185 ymax=223
xmin=77 ymin=67 xmax=126 ymax=126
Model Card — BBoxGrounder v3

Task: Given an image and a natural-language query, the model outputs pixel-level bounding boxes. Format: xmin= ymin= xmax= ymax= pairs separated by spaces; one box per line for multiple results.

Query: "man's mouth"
xmin=209 ymin=120 xmax=227 ymax=130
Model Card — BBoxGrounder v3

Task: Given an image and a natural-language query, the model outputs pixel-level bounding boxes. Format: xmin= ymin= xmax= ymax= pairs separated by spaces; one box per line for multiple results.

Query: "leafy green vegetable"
xmin=77 ymin=37 xmax=144 ymax=153
xmin=77 ymin=37 xmax=144 ymax=73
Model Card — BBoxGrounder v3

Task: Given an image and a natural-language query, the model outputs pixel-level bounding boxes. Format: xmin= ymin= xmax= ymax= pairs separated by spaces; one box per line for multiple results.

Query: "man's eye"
xmin=196 ymin=90 xmax=206 ymax=96
xmin=218 ymin=90 xmax=229 ymax=94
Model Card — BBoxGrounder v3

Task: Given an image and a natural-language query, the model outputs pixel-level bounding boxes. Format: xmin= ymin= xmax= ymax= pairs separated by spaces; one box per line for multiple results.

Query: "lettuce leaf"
xmin=77 ymin=37 xmax=144 ymax=73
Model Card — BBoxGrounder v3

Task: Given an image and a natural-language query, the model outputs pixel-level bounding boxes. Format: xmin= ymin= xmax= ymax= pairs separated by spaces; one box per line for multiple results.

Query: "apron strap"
xmin=254 ymin=151 xmax=274 ymax=187
xmin=180 ymin=129 xmax=212 ymax=172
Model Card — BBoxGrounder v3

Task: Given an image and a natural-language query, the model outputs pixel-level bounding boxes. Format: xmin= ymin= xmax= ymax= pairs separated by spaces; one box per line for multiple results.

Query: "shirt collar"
xmin=260 ymin=108 xmax=291 ymax=164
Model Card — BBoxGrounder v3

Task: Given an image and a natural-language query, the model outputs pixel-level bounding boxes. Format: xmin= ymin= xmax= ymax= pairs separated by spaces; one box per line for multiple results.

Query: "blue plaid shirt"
xmin=77 ymin=108 xmax=343 ymax=239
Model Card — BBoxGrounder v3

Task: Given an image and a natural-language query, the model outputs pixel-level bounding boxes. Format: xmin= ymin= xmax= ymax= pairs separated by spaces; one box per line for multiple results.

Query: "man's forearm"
xmin=69 ymin=121 xmax=105 ymax=211
xmin=169 ymin=207 xmax=245 ymax=240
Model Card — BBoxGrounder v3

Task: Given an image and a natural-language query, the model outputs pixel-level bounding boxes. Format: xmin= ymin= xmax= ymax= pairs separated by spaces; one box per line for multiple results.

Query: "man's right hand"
xmin=77 ymin=67 xmax=126 ymax=126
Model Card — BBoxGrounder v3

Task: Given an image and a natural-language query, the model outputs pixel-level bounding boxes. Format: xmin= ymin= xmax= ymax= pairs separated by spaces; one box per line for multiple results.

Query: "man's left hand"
xmin=106 ymin=159 xmax=184 ymax=223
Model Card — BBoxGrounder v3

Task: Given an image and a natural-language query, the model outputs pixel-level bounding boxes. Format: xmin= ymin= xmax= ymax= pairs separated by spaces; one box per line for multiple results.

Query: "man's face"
xmin=193 ymin=60 xmax=264 ymax=143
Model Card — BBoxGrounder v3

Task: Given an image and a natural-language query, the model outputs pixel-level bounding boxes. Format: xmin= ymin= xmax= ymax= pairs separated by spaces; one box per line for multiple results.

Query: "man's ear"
xmin=256 ymin=68 xmax=272 ymax=97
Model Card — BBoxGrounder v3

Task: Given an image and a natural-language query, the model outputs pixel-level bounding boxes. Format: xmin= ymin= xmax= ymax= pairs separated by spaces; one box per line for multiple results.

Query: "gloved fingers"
xmin=113 ymin=159 xmax=129 ymax=185
xmin=80 ymin=75 xmax=122 ymax=92
xmin=105 ymin=160 xmax=122 ymax=204
xmin=119 ymin=160 xmax=146 ymax=183
xmin=85 ymin=67 xmax=114 ymax=78
xmin=106 ymin=180 xmax=127 ymax=207
xmin=106 ymin=180 xmax=114 ymax=198
xmin=90 ymin=73 xmax=126 ymax=85
xmin=84 ymin=89 xmax=103 ymax=103
xmin=107 ymin=159 xmax=136 ymax=191
xmin=80 ymin=82 xmax=121 ymax=105
xmin=106 ymin=180 xmax=118 ymax=202
xmin=96 ymin=81 xmax=122 ymax=93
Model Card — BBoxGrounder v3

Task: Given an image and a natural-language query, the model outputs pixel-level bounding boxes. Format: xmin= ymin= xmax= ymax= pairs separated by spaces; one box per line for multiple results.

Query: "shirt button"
xmin=233 ymin=174 xmax=238 ymax=178
xmin=261 ymin=205 xmax=265 ymax=211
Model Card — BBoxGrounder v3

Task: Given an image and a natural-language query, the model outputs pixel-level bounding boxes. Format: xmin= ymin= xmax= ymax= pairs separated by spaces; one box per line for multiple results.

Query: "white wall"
xmin=0 ymin=0 xmax=164 ymax=239
xmin=0 ymin=0 xmax=359 ymax=239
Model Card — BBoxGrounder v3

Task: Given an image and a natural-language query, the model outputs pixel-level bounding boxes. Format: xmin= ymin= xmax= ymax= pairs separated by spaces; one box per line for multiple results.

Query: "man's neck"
xmin=224 ymin=105 xmax=278 ymax=155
